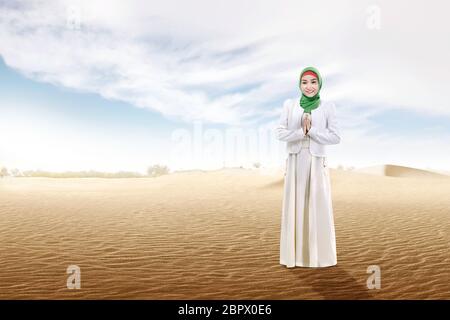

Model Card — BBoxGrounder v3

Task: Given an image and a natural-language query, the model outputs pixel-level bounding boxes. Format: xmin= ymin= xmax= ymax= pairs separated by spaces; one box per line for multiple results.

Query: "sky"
xmin=1 ymin=0 xmax=450 ymax=174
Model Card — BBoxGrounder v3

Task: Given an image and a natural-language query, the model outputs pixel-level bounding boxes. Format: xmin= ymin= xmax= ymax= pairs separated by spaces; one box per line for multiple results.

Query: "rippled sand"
xmin=0 ymin=168 xmax=449 ymax=299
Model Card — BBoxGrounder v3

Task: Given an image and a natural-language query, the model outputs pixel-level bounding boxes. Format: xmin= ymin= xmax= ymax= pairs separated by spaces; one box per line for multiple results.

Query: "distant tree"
xmin=147 ymin=164 xmax=169 ymax=177
xmin=253 ymin=162 xmax=261 ymax=169
xmin=0 ymin=166 xmax=8 ymax=177
xmin=10 ymin=168 xmax=22 ymax=177
xmin=20 ymin=169 xmax=144 ymax=178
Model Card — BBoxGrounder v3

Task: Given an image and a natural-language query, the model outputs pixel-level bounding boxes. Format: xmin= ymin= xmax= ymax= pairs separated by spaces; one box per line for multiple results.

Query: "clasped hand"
xmin=302 ymin=113 xmax=311 ymax=135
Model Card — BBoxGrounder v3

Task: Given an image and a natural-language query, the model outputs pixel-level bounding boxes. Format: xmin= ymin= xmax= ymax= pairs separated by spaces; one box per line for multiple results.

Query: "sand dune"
xmin=0 ymin=166 xmax=449 ymax=299
xmin=355 ymin=164 xmax=450 ymax=178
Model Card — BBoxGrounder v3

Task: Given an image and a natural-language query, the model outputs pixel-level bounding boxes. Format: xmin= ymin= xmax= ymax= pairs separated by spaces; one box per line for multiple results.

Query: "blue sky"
xmin=0 ymin=58 xmax=184 ymax=172
xmin=1 ymin=0 xmax=450 ymax=173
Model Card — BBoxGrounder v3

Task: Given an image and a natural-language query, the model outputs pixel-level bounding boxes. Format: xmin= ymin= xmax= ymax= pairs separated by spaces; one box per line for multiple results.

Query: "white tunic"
xmin=277 ymin=103 xmax=340 ymax=268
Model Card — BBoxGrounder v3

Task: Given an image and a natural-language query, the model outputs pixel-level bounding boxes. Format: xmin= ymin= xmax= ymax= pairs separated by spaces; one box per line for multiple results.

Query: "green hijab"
xmin=299 ymin=66 xmax=322 ymax=113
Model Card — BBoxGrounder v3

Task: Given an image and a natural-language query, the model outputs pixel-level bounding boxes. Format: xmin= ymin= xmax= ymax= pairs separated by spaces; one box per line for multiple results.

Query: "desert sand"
xmin=0 ymin=166 xmax=449 ymax=299
xmin=355 ymin=164 xmax=449 ymax=178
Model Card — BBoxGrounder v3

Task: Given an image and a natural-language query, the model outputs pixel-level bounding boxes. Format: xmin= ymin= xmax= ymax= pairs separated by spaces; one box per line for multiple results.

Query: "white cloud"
xmin=2 ymin=0 xmax=448 ymax=126
xmin=1 ymin=0 xmax=450 ymax=171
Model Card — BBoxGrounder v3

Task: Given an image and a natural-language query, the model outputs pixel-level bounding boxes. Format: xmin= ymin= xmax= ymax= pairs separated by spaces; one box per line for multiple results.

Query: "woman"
xmin=276 ymin=66 xmax=341 ymax=268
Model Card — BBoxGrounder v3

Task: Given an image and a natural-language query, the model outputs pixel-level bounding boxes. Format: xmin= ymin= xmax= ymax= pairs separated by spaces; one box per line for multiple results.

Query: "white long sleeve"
xmin=307 ymin=102 xmax=341 ymax=145
xmin=276 ymin=100 xmax=305 ymax=142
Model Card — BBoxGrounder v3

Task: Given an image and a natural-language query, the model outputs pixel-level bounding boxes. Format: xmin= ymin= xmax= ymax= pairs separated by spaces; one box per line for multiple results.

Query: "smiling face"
xmin=300 ymin=74 xmax=319 ymax=97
